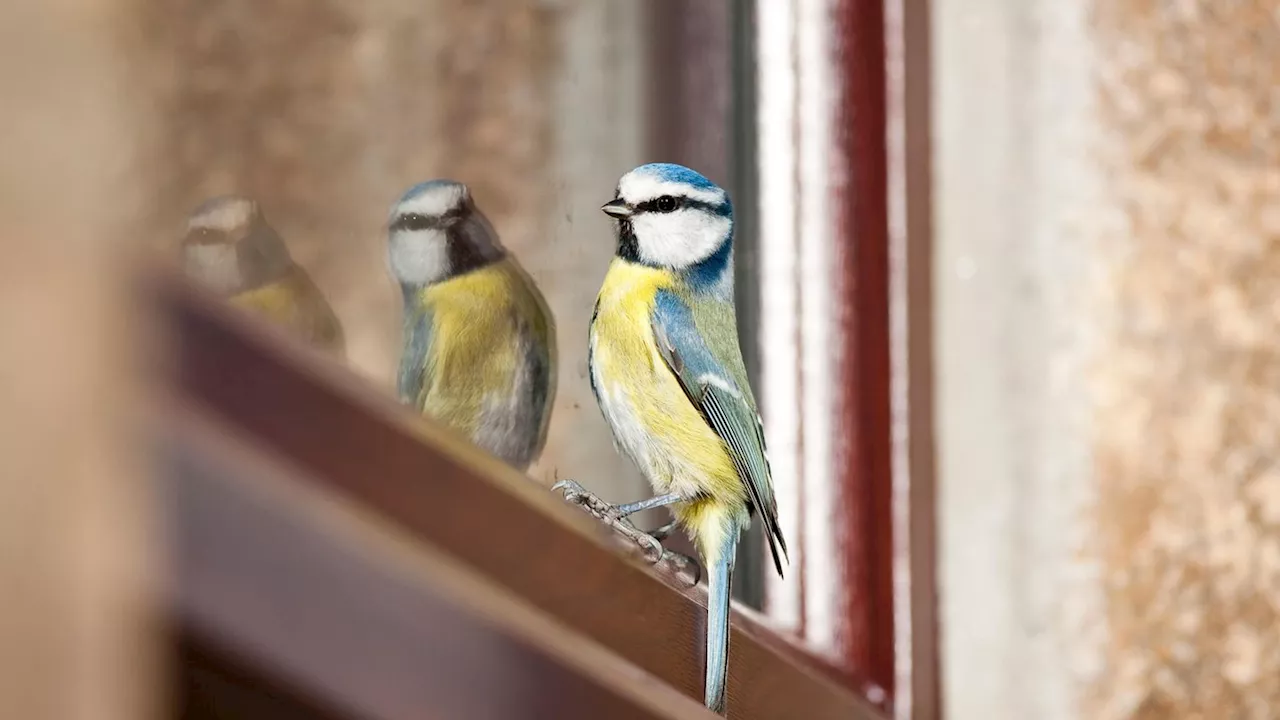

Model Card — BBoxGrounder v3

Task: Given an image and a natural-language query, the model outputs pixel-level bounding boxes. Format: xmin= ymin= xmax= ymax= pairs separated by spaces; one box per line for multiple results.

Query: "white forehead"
xmin=617 ymin=170 xmax=724 ymax=206
xmin=394 ymin=181 xmax=469 ymax=218
xmin=188 ymin=197 xmax=256 ymax=232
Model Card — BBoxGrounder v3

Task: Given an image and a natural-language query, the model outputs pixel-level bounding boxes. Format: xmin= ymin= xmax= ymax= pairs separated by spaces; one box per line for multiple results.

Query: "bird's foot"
xmin=649 ymin=520 xmax=677 ymax=541
xmin=657 ymin=549 xmax=702 ymax=588
xmin=552 ymin=480 xmax=649 ymax=547
xmin=622 ymin=533 xmax=701 ymax=588
xmin=646 ymin=522 xmax=701 ymax=586
xmin=551 ymin=479 xmax=625 ymax=523
xmin=552 ymin=480 xmax=699 ymax=586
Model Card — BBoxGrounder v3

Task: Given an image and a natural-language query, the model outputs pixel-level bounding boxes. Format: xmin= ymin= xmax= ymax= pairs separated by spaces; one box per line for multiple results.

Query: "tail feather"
xmin=705 ymin=532 xmax=736 ymax=714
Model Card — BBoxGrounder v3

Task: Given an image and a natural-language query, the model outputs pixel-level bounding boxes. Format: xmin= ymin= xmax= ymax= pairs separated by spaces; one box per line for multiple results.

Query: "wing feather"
xmin=652 ymin=293 xmax=789 ymax=576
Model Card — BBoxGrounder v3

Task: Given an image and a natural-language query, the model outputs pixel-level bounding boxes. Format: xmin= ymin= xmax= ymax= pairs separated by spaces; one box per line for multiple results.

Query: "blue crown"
xmin=398 ymin=178 xmax=462 ymax=204
xmin=634 ymin=163 xmax=719 ymax=191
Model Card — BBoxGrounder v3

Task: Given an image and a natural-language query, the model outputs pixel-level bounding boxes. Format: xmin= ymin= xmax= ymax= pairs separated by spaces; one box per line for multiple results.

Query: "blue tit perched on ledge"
xmin=181 ymin=195 xmax=345 ymax=357
xmin=387 ymin=179 xmax=556 ymax=472
xmin=552 ymin=163 xmax=788 ymax=715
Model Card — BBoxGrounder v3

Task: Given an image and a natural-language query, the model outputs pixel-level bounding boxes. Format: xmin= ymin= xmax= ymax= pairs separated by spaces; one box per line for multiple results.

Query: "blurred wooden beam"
xmin=163 ymin=407 xmax=714 ymax=720
xmin=178 ymin=636 xmax=351 ymax=720
xmin=153 ymin=271 xmax=886 ymax=720
xmin=0 ymin=2 xmax=159 ymax=720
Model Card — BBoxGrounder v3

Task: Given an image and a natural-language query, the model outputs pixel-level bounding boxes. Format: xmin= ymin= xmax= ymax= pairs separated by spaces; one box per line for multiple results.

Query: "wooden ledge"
xmin=165 ymin=407 xmax=714 ymax=720
xmin=153 ymin=271 xmax=883 ymax=720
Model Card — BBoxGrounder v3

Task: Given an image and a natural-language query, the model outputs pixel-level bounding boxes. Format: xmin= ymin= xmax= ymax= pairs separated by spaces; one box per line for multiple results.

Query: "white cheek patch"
xmin=619 ymin=174 xmax=723 ymax=207
xmin=632 ymin=209 xmax=732 ymax=269
xmin=395 ymin=185 xmax=466 ymax=218
xmin=184 ymin=243 xmax=242 ymax=295
xmin=388 ymin=228 xmax=449 ymax=285
xmin=189 ymin=199 xmax=254 ymax=234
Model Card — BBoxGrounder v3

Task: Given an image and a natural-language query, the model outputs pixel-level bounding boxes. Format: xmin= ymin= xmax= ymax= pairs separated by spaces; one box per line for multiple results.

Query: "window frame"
xmin=728 ymin=0 xmax=937 ymax=716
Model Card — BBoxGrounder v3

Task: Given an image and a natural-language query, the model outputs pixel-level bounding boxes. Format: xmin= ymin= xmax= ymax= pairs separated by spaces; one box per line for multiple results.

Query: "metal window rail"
xmin=154 ymin=271 xmax=885 ymax=720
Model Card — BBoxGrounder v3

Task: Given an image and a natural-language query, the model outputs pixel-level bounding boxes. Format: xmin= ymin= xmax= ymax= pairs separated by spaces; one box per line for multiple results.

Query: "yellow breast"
xmin=414 ymin=259 xmax=549 ymax=433
xmin=231 ymin=268 xmax=343 ymax=355
xmin=590 ymin=260 xmax=744 ymax=543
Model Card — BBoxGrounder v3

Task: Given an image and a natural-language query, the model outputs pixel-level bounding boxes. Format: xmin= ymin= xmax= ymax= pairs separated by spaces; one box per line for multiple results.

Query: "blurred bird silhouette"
xmin=181 ymin=195 xmax=345 ymax=357
xmin=553 ymin=163 xmax=788 ymax=715
xmin=387 ymin=179 xmax=556 ymax=472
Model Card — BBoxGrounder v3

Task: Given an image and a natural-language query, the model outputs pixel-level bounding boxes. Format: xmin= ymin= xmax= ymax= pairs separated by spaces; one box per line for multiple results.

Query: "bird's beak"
xmin=601 ymin=199 xmax=633 ymax=219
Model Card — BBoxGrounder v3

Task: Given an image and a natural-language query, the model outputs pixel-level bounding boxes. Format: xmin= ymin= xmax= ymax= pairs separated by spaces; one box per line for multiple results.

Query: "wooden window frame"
xmin=649 ymin=0 xmax=938 ymax=717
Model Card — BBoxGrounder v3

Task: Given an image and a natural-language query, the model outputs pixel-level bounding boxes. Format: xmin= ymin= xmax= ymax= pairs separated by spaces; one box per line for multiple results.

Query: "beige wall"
xmin=139 ymin=0 xmax=651 ymax=502
xmin=1089 ymin=2 xmax=1280 ymax=717
xmin=937 ymin=0 xmax=1280 ymax=718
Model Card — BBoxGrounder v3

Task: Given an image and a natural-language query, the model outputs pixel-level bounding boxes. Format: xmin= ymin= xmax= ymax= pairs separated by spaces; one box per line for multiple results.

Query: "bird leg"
xmin=550 ymin=479 xmax=623 ymax=523
xmin=649 ymin=520 xmax=678 ymax=541
xmin=645 ymin=520 xmax=702 ymax=585
xmin=551 ymin=480 xmax=700 ymax=585
xmin=551 ymin=480 xmax=659 ymax=557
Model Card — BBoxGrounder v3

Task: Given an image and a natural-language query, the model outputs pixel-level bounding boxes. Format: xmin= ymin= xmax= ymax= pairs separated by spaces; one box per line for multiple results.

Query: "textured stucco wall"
xmin=1089 ymin=3 xmax=1280 ymax=717
xmin=137 ymin=0 xmax=650 ymax=500
xmin=939 ymin=1 xmax=1280 ymax=718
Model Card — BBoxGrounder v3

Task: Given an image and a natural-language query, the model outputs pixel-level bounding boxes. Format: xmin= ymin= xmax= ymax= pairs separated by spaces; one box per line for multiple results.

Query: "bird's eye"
xmin=655 ymin=195 xmax=679 ymax=213
xmin=394 ymin=213 xmax=434 ymax=232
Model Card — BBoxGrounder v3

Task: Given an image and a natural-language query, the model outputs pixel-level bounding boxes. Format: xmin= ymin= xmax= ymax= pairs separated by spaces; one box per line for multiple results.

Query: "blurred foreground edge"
xmin=165 ymin=407 xmax=710 ymax=720
xmin=151 ymin=268 xmax=883 ymax=720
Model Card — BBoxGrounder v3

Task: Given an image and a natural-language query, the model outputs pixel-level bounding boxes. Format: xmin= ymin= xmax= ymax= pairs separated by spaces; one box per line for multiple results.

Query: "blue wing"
xmin=397 ymin=290 xmax=434 ymax=407
xmin=651 ymin=291 xmax=789 ymax=576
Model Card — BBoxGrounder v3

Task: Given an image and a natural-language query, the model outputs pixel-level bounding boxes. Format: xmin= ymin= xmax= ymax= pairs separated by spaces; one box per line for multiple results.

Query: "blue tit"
xmin=181 ymin=195 xmax=345 ymax=357
xmin=553 ymin=163 xmax=788 ymax=714
xmin=387 ymin=179 xmax=556 ymax=472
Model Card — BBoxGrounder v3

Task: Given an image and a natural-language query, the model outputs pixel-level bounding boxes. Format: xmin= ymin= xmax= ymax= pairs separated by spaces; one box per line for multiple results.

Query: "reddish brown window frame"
xmin=647 ymin=0 xmax=938 ymax=716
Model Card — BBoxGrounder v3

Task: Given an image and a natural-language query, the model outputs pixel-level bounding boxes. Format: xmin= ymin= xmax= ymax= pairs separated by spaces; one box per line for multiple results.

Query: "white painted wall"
xmin=933 ymin=1 xmax=1102 ymax=717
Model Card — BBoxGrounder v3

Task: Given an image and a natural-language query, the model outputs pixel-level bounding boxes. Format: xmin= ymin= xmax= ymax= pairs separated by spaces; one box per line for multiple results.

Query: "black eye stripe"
xmin=390 ymin=206 xmax=466 ymax=232
xmin=390 ymin=213 xmax=437 ymax=232
xmin=183 ymin=226 xmax=232 ymax=245
xmin=633 ymin=196 xmax=723 ymax=215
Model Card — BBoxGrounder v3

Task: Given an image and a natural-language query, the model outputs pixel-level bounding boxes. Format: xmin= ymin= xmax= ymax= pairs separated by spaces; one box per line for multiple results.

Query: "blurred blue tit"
xmin=387 ymin=180 xmax=556 ymax=472
xmin=553 ymin=163 xmax=788 ymax=714
xmin=181 ymin=195 xmax=345 ymax=356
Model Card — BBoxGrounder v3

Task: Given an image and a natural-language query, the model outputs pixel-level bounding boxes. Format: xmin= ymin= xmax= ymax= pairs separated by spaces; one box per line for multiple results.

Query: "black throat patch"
xmin=616 ymin=219 xmax=640 ymax=262
xmin=446 ymin=229 xmax=495 ymax=276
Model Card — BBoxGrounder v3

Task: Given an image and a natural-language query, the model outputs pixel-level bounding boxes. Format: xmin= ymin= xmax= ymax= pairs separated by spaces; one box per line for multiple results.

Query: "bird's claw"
xmin=658 ymin=550 xmax=702 ymax=587
xmin=649 ymin=520 xmax=677 ymax=542
xmin=552 ymin=479 xmax=646 ymax=546
xmin=551 ymin=480 xmax=698 ymax=585
xmin=622 ymin=531 xmax=701 ymax=587
xmin=551 ymin=479 xmax=621 ymax=522
xmin=632 ymin=529 xmax=664 ymax=563
xmin=550 ymin=478 xmax=588 ymax=504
